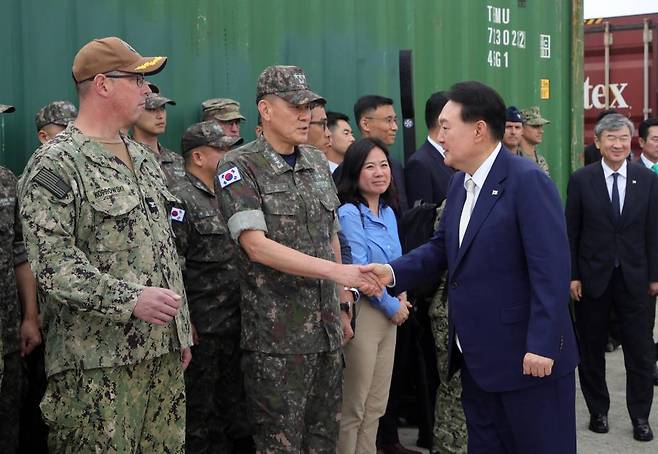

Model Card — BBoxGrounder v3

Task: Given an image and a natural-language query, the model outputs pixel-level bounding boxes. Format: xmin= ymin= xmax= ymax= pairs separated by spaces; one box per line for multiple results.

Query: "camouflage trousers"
xmin=243 ymin=349 xmax=342 ymax=454
xmin=0 ymin=351 xmax=24 ymax=454
xmin=185 ymin=332 xmax=253 ymax=453
xmin=41 ymin=351 xmax=186 ymax=453
xmin=428 ymin=285 xmax=467 ymax=454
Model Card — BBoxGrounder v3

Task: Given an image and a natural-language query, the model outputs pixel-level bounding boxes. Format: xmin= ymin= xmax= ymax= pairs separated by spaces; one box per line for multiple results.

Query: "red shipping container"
xmin=584 ymin=13 xmax=658 ymax=153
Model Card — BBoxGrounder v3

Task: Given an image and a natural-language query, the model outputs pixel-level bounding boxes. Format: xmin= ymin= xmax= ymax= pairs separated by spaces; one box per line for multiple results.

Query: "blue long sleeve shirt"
xmin=337 ymin=202 xmax=402 ymax=318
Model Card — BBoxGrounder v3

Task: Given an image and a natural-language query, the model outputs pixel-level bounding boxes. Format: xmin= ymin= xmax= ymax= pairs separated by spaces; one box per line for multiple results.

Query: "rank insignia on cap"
xmin=218 ymin=167 xmax=242 ymax=188
xmin=170 ymin=207 xmax=185 ymax=222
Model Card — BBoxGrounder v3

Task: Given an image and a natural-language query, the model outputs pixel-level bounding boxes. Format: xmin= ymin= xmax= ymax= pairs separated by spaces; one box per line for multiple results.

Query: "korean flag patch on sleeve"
xmin=170 ymin=207 xmax=186 ymax=222
xmin=218 ymin=167 xmax=242 ymax=188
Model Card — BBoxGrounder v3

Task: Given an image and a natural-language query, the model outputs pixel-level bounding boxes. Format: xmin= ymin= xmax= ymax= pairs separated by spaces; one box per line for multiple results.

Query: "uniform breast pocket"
xmin=261 ymin=183 xmax=297 ymax=216
xmin=192 ymin=214 xmax=229 ymax=262
xmin=88 ymin=195 xmax=142 ymax=252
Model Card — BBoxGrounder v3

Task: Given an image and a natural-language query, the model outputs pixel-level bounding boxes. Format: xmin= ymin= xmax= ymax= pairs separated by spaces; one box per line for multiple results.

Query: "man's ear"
xmin=37 ymin=129 xmax=50 ymax=144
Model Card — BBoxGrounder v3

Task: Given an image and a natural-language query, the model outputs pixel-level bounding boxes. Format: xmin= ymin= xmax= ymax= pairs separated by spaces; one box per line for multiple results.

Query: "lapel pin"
xmin=632 ymin=180 xmax=637 ymax=184
xmin=492 ymin=189 xmax=499 ymax=196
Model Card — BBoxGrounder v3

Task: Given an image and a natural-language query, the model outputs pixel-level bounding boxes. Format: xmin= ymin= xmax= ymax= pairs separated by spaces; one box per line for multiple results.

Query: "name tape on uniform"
xmin=218 ymin=167 xmax=241 ymax=188
xmin=170 ymin=207 xmax=185 ymax=222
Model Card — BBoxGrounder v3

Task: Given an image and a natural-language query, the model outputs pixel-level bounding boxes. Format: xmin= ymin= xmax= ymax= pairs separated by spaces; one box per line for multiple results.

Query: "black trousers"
xmin=575 ymin=268 xmax=655 ymax=419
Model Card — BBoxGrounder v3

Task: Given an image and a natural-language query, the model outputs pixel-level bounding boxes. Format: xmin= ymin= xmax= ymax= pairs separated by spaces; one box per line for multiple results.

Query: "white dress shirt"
xmin=427 ymin=136 xmax=446 ymax=159
xmin=601 ymin=159 xmax=627 ymax=212
xmin=640 ymin=153 xmax=655 ymax=170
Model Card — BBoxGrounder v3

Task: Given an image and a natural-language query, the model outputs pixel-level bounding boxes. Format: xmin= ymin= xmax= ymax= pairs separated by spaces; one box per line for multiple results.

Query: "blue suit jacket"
xmin=405 ymin=139 xmax=454 ymax=206
xmin=390 ymin=147 xmax=579 ymax=392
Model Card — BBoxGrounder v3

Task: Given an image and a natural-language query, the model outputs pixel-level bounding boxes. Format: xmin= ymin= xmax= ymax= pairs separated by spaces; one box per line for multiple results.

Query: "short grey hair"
xmin=594 ymin=113 xmax=634 ymax=138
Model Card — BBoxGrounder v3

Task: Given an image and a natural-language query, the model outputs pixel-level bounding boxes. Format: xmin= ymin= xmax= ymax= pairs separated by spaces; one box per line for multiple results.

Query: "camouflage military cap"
xmin=0 ymin=104 xmax=15 ymax=114
xmin=72 ymin=36 xmax=167 ymax=83
xmin=148 ymin=82 xmax=160 ymax=93
xmin=35 ymin=100 xmax=78 ymax=130
xmin=181 ymin=121 xmax=243 ymax=154
xmin=201 ymin=98 xmax=246 ymax=122
xmin=256 ymin=65 xmax=325 ymax=105
xmin=145 ymin=93 xmax=176 ymax=110
xmin=520 ymin=106 xmax=550 ymax=126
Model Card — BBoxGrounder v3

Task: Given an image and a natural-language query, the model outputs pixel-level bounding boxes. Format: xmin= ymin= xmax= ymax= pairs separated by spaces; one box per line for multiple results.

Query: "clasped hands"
xmin=335 ymin=262 xmax=393 ymax=297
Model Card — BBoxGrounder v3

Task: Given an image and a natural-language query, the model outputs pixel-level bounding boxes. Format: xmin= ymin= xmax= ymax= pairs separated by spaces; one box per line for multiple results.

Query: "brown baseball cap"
xmin=72 ymin=37 xmax=167 ymax=83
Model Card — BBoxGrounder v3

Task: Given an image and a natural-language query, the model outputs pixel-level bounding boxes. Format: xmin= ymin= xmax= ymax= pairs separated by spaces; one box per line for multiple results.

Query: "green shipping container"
xmin=0 ymin=0 xmax=582 ymax=195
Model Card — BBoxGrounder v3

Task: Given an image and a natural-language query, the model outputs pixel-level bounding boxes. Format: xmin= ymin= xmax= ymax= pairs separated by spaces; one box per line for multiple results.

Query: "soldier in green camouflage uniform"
xmin=17 ymin=37 xmax=193 ymax=453
xmin=519 ymin=106 xmax=551 ymax=176
xmin=427 ymin=201 xmax=467 ymax=454
xmin=35 ymin=100 xmax=78 ymax=145
xmin=201 ymin=97 xmax=246 ymax=140
xmin=133 ymin=91 xmax=186 ymax=185
xmin=169 ymin=121 xmax=252 ymax=453
xmin=216 ymin=65 xmax=374 ymax=453
xmin=0 ymin=104 xmax=42 ymax=454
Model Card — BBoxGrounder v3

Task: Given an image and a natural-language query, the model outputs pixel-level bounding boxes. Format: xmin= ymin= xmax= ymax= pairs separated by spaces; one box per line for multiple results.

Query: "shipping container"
xmin=0 ymin=0 xmax=582 ymax=195
xmin=584 ymin=13 xmax=658 ymax=151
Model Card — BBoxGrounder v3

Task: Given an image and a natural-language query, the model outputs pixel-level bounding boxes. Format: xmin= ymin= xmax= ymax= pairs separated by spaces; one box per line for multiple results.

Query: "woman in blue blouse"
xmin=335 ymin=138 xmax=411 ymax=454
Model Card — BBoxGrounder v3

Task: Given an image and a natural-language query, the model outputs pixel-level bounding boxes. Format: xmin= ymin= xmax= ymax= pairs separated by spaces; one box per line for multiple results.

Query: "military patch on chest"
xmin=218 ymin=167 xmax=242 ymax=188
xmin=170 ymin=207 xmax=185 ymax=221
xmin=93 ymin=186 xmax=125 ymax=198
xmin=33 ymin=169 xmax=71 ymax=199
xmin=0 ymin=197 xmax=15 ymax=208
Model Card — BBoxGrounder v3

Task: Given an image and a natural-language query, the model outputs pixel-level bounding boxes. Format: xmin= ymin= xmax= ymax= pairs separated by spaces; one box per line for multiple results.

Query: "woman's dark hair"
xmin=336 ymin=137 xmax=398 ymax=211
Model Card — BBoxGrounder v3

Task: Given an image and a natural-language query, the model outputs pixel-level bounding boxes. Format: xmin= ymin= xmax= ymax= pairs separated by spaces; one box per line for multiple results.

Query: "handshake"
xmin=334 ymin=263 xmax=394 ymax=297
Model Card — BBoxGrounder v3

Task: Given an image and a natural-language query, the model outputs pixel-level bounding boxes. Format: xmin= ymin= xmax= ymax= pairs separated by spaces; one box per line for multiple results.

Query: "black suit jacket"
xmin=584 ymin=143 xmax=601 ymax=165
xmin=404 ymin=139 xmax=455 ymax=207
xmin=565 ymin=162 xmax=658 ymax=298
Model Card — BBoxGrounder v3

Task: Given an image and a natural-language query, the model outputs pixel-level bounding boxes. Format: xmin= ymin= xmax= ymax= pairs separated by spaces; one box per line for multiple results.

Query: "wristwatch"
xmin=340 ymin=301 xmax=352 ymax=313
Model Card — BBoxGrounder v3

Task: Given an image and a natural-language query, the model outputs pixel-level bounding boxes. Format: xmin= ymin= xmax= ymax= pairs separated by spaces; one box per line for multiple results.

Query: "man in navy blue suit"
xmin=362 ymin=81 xmax=579 ymax=454
xmin=405 ymin=91 xmax=454 ymax=207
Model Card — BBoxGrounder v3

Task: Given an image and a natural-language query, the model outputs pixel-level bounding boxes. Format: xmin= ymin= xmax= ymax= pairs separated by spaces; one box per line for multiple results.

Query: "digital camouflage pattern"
xmin=0 ymin=166 xmax=27 ymax=357
xmin=517 ymin=150 xmax=550 ymax=176
xmin=180 ymin=121 xmax=242 ymax=155
xmin=41 ymin=352 xmax=185 ymax=453
xmin=428 ymin=201 xmax=467 ymax=454
xmin=201 ymin=98 xmax=246 ymax=122
xmin=243 ymin=350 xmax=342 ymax=453
xmin=18 ymin=123 xmax=193 ymax=378
xmin=520 ymin=106 xmax=550 ymax=126
xmin=170 ymin=172 xmax=241 ymax=335
xmin=34 ymin=100 xmax=78 ymax=130
xmin=170 ymin=171 xmax=251 ymax=452
xmin=144 ymin=93 xmax=175 ymax=110
xmin=216 ymin=136 xmax=343 ymax=354
xmin=185 ymin=334 xmax=252 ymax=453
xmin=255 ymin=65 xmax=324 ymax=105
xmin=151 ymin=144 xmax=187 ymax=187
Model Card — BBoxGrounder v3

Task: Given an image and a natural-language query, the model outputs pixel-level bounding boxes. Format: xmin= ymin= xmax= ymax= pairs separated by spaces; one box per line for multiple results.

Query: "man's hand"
xmin=523 ymin=352 xmax=554 ymax=378
xmin=358 ymin=263 xmax=393 ymax=296
xmin=181 ymin=347 xmax=192 ymax=370
xmin=340 ymin=310 xmax=354 ymax=346
xmin=333 ymin=263 xmax=384 ymax=296
xmin=648 ymin=282 xmax=658 ymax=296
xmin=20 ymin=317 xmax=42 ymax=357
xmin=569 ymin=280 xmax=582 ymax=301
xmin=133 ymin=287 xmax=182 ymax=325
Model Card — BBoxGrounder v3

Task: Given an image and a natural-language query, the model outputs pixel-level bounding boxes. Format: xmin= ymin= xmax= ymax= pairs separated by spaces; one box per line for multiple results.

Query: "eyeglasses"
xmin=104 ymin=72 xmax=146 ymax=87
xmin=365 ymin=116 xmax=398 ymax=126
xmin=310 ymin=120 xmax=328 ymax=130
